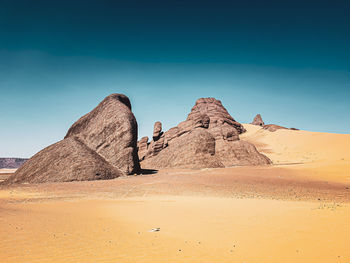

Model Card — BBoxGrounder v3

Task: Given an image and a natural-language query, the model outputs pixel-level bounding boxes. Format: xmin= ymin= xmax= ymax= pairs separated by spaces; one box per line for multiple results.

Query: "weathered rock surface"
xmin=142 ymin=129 xmax=224 ymax=169
xmin=137 ymin=136 xmax=149 ymax=161
xmin=6 ymin=93 xmax=140 ymax=184
xmin=65 ymin=94 xmax=140 ymax=174
xmin=251 ymin=114 xmax=265 ymax=126
xmin=152 ymin=121 xmax=163 ymax=141
xmin=4 ymin=138 xmax=123 ymax=184
xmin=141 ymin=98 xmax=271 ymax=169
xmin=250 ymin=114 xmax=299 ymax=132
xmin=262 ymin=124 xmax=300 ymax=132
xmin=0 ymin=158 xmax=28 ymax=169
xmin=188 ymin=98 xmax=246 ymax=134
xmin=263 ymin=124 xmax=288 ymax=132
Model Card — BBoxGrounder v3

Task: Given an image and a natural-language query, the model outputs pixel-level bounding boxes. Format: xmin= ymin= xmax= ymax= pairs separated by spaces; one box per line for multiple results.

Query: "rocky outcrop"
xmin=142 ymin=129 xmax=224 ymax=169
xmin=5 ymin=93 xmax=140 ymax=184
xmin=4 ymin=138 xmax=123 ymax=184
xmin=0 ymin=158 xmax=28 ymax=169
xmin=65 ymin=94 xmax=140 ymax=174
xmin=188 ymin=98 xmax=246 ymax=134
xmin=141 ymin=98 xmax=271 ymax=169
xmin=251 ymin=114 xmax=299 ymax=132
xmin=262 ymin=124 xmax=299 ymax=132
xmin=137 ymin=136 xmax=149 ymax=161
xmin=263 ymin=124 xmax=288 ymax=132
xmin=152 ymin=121 xmax=163 ymax=141
xmin=251 ymin=114 xmax=265 ymax=126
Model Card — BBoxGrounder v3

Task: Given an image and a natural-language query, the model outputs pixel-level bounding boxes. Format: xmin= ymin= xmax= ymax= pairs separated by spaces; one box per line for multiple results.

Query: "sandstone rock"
xmin=145 ymin=134 xmax=165 ymax=158
xmin=263 ymin=124 xmax=299 ymax=132
xmin=142 ymin=129 xmax=224 ymax=169
xmin=4 ymin=137 xmax=123 ymax=184
xmin=141 ymin=97 xmax=271 ymax=169
xmin=137 ymin=136 xmax=149 ymax=161
xmin=153 ymin=121 xmax=163 ymax=141
xmin=187 ymin=98 xmax=246 ymax=134
xmin=251 ymin=114 xmax=265 ymax=126
xmin=215 ymin=139 xmax=271 ymax=166
xmin=263 ymin=124 xmax=288 ymax=132
xmin=65 ymin=94 xmax=140 ymax=174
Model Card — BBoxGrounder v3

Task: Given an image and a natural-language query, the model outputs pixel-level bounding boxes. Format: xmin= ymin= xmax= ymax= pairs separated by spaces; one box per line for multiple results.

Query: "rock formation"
xmin=5 ymin=93 xmax=140 ymax=184
xmin=137 ymin=136 xmax=149 ymax=161
xmin=251 ymin=114 xmax=265 ymax=126
xmin=65 ymin=94 xmax=140 ymax=174
xmin=140 ymin=98 xmax=271 ymax=169
xmin=263 ymin=124 xmax=299 ymax=132
xmin=251 ymin=114 xmax=299 ymax=132
xmin=263 ymin=124 xmax=288 ymax=132
xmin=0 ymin=158 xmax=28 ymax=169
xmin=152 ymin=121 xmax=163 ymax=140
xmin=142 ymin=129 xmax=224 ymax=169
xmin=5 ymin=138 xmax=123 ymax=184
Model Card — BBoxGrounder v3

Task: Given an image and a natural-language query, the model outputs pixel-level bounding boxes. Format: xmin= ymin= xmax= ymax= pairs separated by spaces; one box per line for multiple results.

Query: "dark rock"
xmin=263 ymin=124 xmax=288 ymax=132
xmin=152 ymin=121 xmax=163 ymax=141
xmin=65 ymin=94 xmax=140 ymax=174
xmin=251 ymin=114 xmax=265 ymax=126
xmin=137 ymin=136 xmax=149 ymax=161
xmin=142 ymin=129 xmax=224 ymax=169
xmin=4 ymin=137 xmax=123 ymax=184
xmin=141 ymin=97 xmax=271 ymax=169
xmin=6 ymin=93 xmax=140 ymax=184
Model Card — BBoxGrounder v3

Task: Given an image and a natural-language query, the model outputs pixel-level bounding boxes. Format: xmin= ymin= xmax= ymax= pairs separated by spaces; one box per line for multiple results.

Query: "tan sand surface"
xmin=241 ymin=124 xmax=350 ymax=183
xmin=1 ymin=126 xmax=350 ymax=262
xmin=1 ymin=195 xmax=349 ymax=263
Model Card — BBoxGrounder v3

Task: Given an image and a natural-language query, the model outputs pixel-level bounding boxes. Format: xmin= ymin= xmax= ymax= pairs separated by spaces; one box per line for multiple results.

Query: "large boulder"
xmin=65 ymin=94 xmax=140 ymax=174
xmin=141 ymin=129 xmax=224 ymax=169
xmin=5 ymin=93 xmax=141 ymax=184
xmin=141 ymin=98 xmax=271 ymax=169
xmin=4 ymin=137 xmax=123 ymax=184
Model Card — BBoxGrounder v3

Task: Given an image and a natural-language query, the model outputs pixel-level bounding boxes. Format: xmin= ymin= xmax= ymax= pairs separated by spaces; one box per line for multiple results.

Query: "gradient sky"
xmin=1 ymin=0 xmax=350 ymax=157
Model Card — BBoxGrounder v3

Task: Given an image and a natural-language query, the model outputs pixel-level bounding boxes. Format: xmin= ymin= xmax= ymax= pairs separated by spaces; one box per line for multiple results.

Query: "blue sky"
xmin=0 ymin=0 xmax=349 ymax=157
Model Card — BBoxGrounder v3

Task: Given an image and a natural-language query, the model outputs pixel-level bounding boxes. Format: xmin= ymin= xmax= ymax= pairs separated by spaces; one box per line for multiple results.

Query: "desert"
xmin=1 ymin=94 xmax=350 ymax=263
xmin=2 ymin=2 xmax=350 ymax=261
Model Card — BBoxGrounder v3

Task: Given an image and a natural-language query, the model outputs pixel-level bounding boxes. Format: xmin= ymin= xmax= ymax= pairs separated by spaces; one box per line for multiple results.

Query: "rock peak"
xmin=251 ymin=114 xmax=265 ymax=126
xmin=140 ymin=98 xmax=270 ymax=169
xmin=187 ymin=97 xmax=245 ymax=134
xmin=102 ymin=93 xmax=132 ymax=110
xmin=6 ymin=93 xmax=140 ymax=184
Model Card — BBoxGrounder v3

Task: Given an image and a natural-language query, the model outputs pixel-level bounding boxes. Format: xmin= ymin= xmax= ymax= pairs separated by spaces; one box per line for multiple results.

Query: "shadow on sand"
xmin=140 ymin=169 xmax=158 ymax=175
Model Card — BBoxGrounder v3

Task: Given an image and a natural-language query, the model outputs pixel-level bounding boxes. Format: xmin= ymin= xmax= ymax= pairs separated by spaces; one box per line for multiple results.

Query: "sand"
xmin=1 ymin=125 xmax=350 ymax=262
xmin=241 ymin=124 xmax=350 ymax=183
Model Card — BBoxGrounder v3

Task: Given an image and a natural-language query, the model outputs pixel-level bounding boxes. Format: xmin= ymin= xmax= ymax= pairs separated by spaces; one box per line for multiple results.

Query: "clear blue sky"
xmin=0 ymin=0 xmax=349 ymax=157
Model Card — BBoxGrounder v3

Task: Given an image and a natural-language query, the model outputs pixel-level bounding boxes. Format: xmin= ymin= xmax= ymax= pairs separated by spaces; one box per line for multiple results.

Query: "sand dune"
xmin=1 ymin=126 xmax=350 ymax=262
xmin=241 ymin=124 xmax=350 ymax=183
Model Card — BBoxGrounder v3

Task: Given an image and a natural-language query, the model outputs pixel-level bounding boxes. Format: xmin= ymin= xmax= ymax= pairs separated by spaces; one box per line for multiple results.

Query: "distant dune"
xmin=241 ymin=123 xmax=350 ymax=183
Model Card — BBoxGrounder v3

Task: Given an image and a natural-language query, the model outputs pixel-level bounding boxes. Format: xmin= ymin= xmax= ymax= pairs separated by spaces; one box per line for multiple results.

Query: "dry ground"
xmin=1 ymin=125 xmax=350 ymax=263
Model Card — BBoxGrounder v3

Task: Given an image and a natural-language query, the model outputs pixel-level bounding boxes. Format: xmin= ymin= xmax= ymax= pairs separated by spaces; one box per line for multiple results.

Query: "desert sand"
xmin=1 ymin=125 xmax=350 ymax=263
